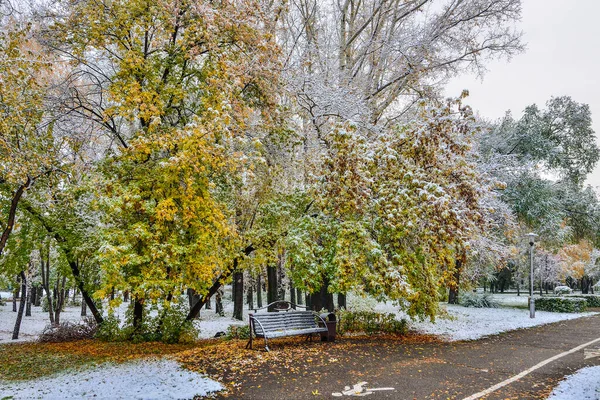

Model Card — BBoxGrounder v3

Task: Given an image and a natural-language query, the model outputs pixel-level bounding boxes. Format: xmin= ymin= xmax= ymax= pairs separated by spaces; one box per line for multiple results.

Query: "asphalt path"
xmin=217 ymin=313 xmax=600 ymax=399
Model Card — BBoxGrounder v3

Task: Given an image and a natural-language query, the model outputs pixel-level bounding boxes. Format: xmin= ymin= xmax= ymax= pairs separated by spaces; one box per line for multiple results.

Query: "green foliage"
xmin=534 ymin=297 xmax=587 ymax=313
xmin=566 ymin=295 xmax=600 ymax=307
xmin=96 ymin=315 xmax=126 ymax=342
xmin=96 ymin=303 xmax=199 ymax=344
xmin=336 ymin=310 xmax=408 ymax=336
xmin=225 ymin=324 xmax=251 ymax=340
xmin=459 ymin=292 xmax=500 ymax=308
xmin=41 ymin=297 xmax=65 ymax=313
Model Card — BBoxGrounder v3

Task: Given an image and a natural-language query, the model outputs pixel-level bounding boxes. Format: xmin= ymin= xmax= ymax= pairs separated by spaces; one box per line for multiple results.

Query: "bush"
xmin=535 ymin=297 xmax=587 ymax=313
xmin=566 ymin=294 xmax=600 ymax=307
xmin=553 ymin=286 xmax=573 ymax=295
xmin=459 ymin=292 xmax=499 ymax=308
xmin=336 ymin=310 xmax=407 ymax=336
xmin=225 ymin=324 xmax=250 ymax=340
xmin=96 ymin=302 xmax=199 ymax=344
xmin=96 ymin=315 xmax=126 ymax=341
xmin=39 ymin=318 xmax=98 ymax=342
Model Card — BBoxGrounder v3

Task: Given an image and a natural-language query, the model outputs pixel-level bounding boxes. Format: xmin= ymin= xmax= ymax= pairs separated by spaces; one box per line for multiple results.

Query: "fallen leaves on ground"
xmin=0 ymin=340 xmax=196 ymax=381
xmin=177 ymin=333 xmax=440 ymax=396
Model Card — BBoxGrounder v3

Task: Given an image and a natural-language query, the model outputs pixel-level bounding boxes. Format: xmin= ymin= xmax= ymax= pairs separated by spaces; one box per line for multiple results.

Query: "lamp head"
xmin=527 ymin=232 xmax=538 ymax=246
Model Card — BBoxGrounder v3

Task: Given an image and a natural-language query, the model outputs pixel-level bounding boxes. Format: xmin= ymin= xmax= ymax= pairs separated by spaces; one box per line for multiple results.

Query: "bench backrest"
xmin=251 ymin=311 xmax=319 ymax=335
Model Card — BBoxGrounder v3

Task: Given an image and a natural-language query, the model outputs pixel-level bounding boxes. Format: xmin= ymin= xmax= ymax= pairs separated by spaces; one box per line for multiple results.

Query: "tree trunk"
xmin=30 ymin=284 xmax=37 ymax=309
xmin=25 ymin=277 xmax=32 ymax=317
xmin=12 ymin=283 xmax=18 ymax=312
xmin=296 ymin=288 xmax=302 ymax=305
xmin=448 ymin=260 xmax=462 ymax=305
xmin=0 ymin=179 xmax=29 ymax=258
xmin=310 ymin=291 xmax=322 ymax=311
xmin=337 ymin=293 xmax=347 ymax=309
xmin=35 ymin=286 xmax=42 ymax=307
xmin=187 ymin=288 xmax=200 ymax=315
xmin=53 ymin=274 xmax=67 ymax=326
xmin=305 ymin=294 xmax=311 ymax=309
xmin=133 ymin=298 xmax=143 ymax=330
xmin=233 ymin=271 xmax=243 ymax=320
xmin=267 ymin=265 xmax=277 ymax=311
xmin=81 ymin=299 xmax=87 ymax=317
xmin=290 ymin=280 xmax=296 ymax=307
xmin=123 ymin=290 xmax=129 ymax=303
xmin=12 ymin=271 xmax=26 ymax=340
xmin=215 ymin=288 xmax=224 ymax=316
xmin=246 ymin=275 xmax=254 ymax=310
xmin=205 ymin=295 xmax=212 ymax=309
xmin=277 ymin=254 xmax=286 ymax=302
xmin=256 ymin=274 xmax=263 ymax=308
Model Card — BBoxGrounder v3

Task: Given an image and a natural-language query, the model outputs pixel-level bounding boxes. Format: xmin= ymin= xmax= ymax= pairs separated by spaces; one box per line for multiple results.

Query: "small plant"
xmin=225 ymin=324 xmax=250 ymax=340
xmin=553 ymin=286 xmax=573 ymax=295
xmin=96 ymin=315 xmax=126 ymax=341
xmin=336 ymin=310 xmax=407 ymax=336
xmin=459 ymin=292 xmax=499 ymax=308
xmin=535 ymin=297 xmax=587 ymax=313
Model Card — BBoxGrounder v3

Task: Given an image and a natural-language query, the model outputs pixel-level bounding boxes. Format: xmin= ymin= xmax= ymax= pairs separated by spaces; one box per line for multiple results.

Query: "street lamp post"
xmin=528 ymin=233 xmax=538 ymax=318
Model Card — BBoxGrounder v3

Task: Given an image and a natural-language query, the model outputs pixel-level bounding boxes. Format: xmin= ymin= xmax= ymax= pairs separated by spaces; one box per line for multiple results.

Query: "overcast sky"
xmin=445 ymin=0 xmax=600 ymax=189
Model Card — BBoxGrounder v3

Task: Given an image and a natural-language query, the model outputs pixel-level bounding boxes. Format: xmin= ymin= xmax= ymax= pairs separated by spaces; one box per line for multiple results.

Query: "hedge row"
xmin=565 ymin=294 xmax=600 ymax=307
xmin=336 ymin=310 xmax=408 ymax=336
xmin=534 ymin=297 xmax=587 ymax=313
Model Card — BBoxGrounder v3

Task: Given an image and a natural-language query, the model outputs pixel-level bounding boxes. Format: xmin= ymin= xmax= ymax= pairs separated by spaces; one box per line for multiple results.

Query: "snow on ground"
xmin=348 ymin=295 xmax=598 ymax=341
xmin=405 ymin=305 xmax=597 ymax=341
xmin=1 ymin=288 xmax=598 ymax=343
xmin=0 ymin=358 xmax=222 ymax=400
xmin=547 ymin=366 xmax=600 ymax=400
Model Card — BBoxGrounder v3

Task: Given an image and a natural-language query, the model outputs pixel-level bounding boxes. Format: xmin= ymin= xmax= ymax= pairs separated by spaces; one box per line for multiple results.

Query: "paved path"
xmin=218 ymin=314 xmax=600 ymax=399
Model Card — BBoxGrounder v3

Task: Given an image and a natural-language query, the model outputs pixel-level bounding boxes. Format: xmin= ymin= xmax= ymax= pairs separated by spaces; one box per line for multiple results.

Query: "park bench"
xmin=246 ymin=301 xmax=329 ymax=351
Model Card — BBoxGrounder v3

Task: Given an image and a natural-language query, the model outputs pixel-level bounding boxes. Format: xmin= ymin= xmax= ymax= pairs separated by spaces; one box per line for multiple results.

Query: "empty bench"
xmin=246 ymin=303 xmax=328 ymax=351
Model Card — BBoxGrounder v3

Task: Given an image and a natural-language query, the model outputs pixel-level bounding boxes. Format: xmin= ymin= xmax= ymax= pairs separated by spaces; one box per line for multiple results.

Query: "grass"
xmin=0 ymin=340 xmax=197 ymax=381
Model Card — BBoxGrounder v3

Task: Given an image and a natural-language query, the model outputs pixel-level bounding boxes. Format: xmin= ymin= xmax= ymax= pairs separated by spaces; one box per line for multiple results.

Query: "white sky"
xmin=445 ymin=0 xmax=600 ymax=190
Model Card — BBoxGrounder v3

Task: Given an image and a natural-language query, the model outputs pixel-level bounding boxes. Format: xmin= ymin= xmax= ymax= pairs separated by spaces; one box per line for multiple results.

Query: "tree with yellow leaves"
xmin=47 ymin=0 xmax=281 ymax=333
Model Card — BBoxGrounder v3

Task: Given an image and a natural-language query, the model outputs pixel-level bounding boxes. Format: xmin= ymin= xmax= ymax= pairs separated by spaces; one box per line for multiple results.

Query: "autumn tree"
xmin=44 ymin=0 xmax=282 ymax=332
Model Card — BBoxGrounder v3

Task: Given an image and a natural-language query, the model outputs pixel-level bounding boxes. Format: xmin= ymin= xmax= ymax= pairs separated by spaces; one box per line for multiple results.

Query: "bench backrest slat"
xmin=251 ymin=311 xmax=320 ymax=334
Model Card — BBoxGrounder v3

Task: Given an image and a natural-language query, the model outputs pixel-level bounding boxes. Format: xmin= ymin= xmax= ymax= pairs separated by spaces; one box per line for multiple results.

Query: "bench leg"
xmin=264 ymin=337 xmax=270 ymax=352
xmin=245 ymin=335 xmax=253 ymax=350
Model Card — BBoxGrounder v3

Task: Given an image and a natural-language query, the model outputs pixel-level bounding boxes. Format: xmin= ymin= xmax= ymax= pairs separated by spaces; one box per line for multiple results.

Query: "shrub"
xmin=566 ymin=294 xmax=600 ymax=307
xmin=225 ymin=324 xmax=250 ymax=340
xmin=39 ymin=318 xmax=98 ymax=342
xmin=459 ymin=292 xmax=500 ymax=308
xmin=336 ymin=310 xmax=407 ymax=336
xmin=535 ymin=297 xmax=587 ymax=313
xmin=553 ymin=286 xmax=573 ymax=295
xmin=96 ymin=315 xmax=126 ymax=341
xmin=96 ymin=302 xmax=199 ymax=344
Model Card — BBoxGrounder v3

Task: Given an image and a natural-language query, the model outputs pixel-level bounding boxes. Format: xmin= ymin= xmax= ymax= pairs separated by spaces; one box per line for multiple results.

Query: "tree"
xmin=46 ymin=0 xmax=281 ymax=331
xmin=0 ymin=24 xmax=52 ymax=258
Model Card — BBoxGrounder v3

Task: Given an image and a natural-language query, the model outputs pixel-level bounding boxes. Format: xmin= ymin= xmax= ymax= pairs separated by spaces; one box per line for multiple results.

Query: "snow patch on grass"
xmin=367 ymin=301 xmax=597 ymax=341
xmin=547 ymin=366 xmax=600 ymax=400
xmin=0 ymin=358 xmax=222 ymax=400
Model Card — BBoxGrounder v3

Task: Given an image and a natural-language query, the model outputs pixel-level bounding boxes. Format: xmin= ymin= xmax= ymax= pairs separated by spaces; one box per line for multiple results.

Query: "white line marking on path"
xmin=463 ymin=336 xmax=600 ymax=400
